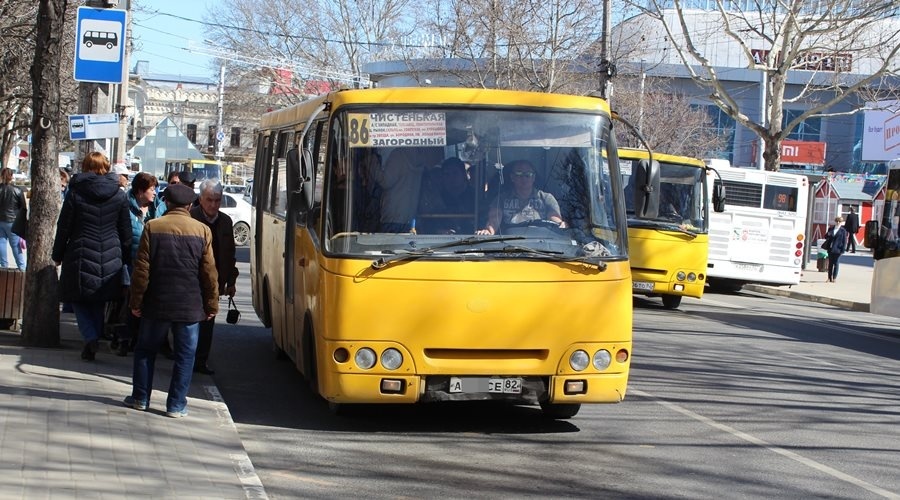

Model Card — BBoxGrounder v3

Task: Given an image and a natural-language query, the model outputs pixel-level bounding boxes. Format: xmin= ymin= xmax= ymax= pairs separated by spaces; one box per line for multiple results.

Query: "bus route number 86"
xmin=348 ymin=116 xmax=370 ymax=146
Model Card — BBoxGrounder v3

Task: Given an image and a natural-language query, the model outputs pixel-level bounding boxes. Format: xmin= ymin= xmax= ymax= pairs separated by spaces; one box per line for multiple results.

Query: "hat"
xmin=177 ymin=170 xmax=196 ymax=186
xmin=163 ymin=183 xmax=197 ymax=206
xmin=112 ymin=164 xmax=130 ymax=176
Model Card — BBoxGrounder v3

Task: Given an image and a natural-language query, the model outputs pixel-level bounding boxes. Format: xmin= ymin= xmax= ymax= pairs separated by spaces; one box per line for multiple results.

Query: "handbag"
xmin=226 ymin=296 xmax=241 ymax=324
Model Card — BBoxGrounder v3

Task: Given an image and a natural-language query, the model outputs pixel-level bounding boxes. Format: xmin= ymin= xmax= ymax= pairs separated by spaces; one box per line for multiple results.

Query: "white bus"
xmin=707 ymin=165 xmax=809 ymax=290
xmin=866 ymin=161 xmax=900 ymax=317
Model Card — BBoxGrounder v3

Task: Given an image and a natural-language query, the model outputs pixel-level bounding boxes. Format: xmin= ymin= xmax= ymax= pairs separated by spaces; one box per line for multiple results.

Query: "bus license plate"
xmin=449 ymin=377 xmax=523 ymax=394
xmin=734 ymin=263 xmax=762 ymax=273
xmin=633 ymin=281 xmax=654 ymax=291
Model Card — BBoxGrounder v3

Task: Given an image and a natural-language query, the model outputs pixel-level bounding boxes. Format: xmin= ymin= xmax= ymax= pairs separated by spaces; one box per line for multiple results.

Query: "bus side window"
xmin=272 ymin=131 xmax=293 ymax=217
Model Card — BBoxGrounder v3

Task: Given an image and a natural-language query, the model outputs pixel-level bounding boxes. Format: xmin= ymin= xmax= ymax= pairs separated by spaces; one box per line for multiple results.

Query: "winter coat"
xmin=127 ymin=190 xmax=162 ymax=263
xmin=130 ymin=208 xmax=219 ymax=322
xmin=52 ymin=172 xmax=131 ymax=303
xmin=826 ymin=225 xmax=849 ymax=256
xmin=190 ymin=206 xmax=239 ymax=294
xmin=0 ymin=183 xmax=26 ymax=223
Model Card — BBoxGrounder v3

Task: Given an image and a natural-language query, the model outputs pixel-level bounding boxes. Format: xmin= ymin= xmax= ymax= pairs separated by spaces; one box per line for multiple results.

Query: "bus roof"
xmin=617 ymin=148 xmax=707 ymax=168
xmin=259 ymin=87 xmax=612 ymax=130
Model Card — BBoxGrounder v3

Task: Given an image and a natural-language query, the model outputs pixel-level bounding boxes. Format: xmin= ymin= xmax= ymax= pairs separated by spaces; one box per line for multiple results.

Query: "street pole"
xmin=216 ymin=63 xmax=225 ymax=160
xmin=112 ymin=0 xmax=131 ymax=169
xmin=758 ymin=69 xmax=767 ymax=170
xmin=638 ymin=60 xmax=646 ymax=133
xmin=598 ymin=0 xmax=613 ymax=99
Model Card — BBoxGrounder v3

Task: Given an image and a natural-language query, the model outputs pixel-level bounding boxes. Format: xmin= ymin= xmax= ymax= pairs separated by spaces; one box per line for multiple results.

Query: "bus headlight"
xmin=381 ymin=348 xmax=403 ymax=370
xmin=676 ymin=271 xmax=686 ymax=281
xmin=569 ymin=350 xmax=590 ymax=371
xmin=687 ymin=272 xmax=697 ymax=282
xmin=354 ymin=347 xmax=377 ymax=370
xmin=592 ymin=349 xmax=612 ymax=370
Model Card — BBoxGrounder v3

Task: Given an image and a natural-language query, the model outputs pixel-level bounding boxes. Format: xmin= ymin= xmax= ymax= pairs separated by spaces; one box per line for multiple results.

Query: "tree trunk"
xmin=762 ymin=134 xmax=781 ymax=172
xmin=22 ymin=0 xmax=68 ymax=347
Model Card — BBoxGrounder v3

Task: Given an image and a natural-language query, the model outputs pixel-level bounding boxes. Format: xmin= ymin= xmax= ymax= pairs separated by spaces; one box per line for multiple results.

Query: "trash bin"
xmin=816 ymin=249 xmax=828 ymax=272
xmin=0 ymin=269 xmax=25 ymax=330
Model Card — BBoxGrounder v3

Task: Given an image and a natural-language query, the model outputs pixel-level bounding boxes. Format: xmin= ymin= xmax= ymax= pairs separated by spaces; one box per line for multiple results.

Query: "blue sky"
xmin=130 ymin=0 xmax=216 ymax=78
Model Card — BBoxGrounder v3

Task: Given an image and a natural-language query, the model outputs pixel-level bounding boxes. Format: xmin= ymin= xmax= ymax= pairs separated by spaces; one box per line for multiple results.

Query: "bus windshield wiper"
xmin=629 ymin=219 xmax=698 ymax=239
xmin=465 ymin=245 xmax=609 ymax=271
xmin=655 ymin=223 xmax=698 ymax=238
xmin=370 ymin=235 xmax=526 ymax=269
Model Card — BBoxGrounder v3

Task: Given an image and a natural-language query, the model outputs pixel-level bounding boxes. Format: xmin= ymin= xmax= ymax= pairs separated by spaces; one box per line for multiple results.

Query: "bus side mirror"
xmin=286 ymin=147 xmax=310 ymax=216
xmin=712 ymin=182 xmax=726 ymax=212
xmin=864 ymin=220 xmax=879 ymax=253
xmin=634 ymin=159 xmax=659 ymax=219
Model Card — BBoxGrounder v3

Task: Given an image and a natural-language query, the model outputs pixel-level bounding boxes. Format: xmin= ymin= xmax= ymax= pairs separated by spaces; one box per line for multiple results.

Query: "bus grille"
xmin=715 ymin=180 xmax=762 ymax=208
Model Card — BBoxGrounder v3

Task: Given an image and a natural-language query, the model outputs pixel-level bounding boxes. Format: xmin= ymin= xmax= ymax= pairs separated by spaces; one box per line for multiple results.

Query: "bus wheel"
xmin=661 ymin=295 xmax=682 ymax=309
xmin=233 ymin=222 xmax=250 ymax=246
xmin=328 ymin=401 xmax=349 ymax=416
xmin=539 ymin=402 xmax=581 ymax=419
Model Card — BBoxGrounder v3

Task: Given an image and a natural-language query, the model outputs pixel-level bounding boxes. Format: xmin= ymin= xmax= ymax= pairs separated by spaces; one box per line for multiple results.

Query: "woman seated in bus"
xmin=476 ymin=160 xmax=566 ymax=235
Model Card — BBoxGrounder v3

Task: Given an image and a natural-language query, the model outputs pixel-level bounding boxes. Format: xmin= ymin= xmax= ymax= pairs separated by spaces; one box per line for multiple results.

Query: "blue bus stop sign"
xmin=73 ymin=7 xmax=127 ymax=84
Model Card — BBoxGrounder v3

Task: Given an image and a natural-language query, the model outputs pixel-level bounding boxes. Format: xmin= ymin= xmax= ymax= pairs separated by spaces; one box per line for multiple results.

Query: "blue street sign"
xmin=69 ymin=114 xmax=119 ymax=141
xmin=73 ymin=7 xmax=127 ymax=84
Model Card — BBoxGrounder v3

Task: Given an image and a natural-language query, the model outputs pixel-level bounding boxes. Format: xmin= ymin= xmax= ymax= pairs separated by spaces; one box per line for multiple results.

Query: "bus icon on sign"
xmin=83 ymin=31 xmax=118 ymax=49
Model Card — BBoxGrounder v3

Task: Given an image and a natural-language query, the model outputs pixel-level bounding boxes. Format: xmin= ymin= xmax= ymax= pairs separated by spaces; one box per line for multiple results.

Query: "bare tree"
xmin=410 ymin=0 xmax=605 ymax=92
xmin=613 ymin=72 xmax=727 ymax=158
xmin=22 ymin=0 xmax=69 ymax=347
xmin=200 ymin=0 xmax=411 ymax=94
xmin=0 ymin=2 xmax=40 ymax=168
xmin=623 ymin=0 xmax=900 ymax=171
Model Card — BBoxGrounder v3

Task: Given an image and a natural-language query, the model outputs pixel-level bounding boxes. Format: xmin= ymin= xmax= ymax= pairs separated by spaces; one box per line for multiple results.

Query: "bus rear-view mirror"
xmin=634 ymin=159 xmax=660 ymax=219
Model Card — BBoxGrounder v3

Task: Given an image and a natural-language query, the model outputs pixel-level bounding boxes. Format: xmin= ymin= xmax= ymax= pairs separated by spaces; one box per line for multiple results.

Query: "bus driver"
xmin=477 ymin=160 xmax=566 ymax=235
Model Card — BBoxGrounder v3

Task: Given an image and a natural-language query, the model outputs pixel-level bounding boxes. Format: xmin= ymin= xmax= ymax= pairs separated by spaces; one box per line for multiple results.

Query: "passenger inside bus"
xmin=476 ymin=160 xmax=566 ymax=235
xmin=374 ymin=147 xmax=442 ymax=233
xmin=417 ymin=157 xmax=476 ymax=234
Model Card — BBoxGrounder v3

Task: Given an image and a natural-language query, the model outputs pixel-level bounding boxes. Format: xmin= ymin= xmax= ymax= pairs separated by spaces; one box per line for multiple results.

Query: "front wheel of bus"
xmin=661 ymin=295 xmax=682 ymax=309
xmin=272 ymin=333 xmax=287 ymax=360
xmin=540 ymin=402 xmax=581 ymax=419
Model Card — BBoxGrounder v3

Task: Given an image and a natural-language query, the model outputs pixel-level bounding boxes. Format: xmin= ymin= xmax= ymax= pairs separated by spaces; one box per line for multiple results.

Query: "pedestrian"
xmin=124 ymin=183 xmax=218 ymax=418
xmin=0 ymin=167 xmax=27 ymax=271
xmin=113 ymin=164 xmax=131 ymax=190
xmin=115 ymin=172 xmax=163 ymax=356
xmin=844 ymin=206 xmax=860 ymax=253
xmin=52 ymin=152 xmax=131 ymax=361
xmin=190 ymin=180 xmax=238 ymax=375
xmin=824 ymin=215 xmax=849 ymax=283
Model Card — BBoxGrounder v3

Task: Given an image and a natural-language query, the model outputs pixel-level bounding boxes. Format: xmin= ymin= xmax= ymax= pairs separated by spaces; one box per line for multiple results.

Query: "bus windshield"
xmin=622 ymin=160 xmax=708 ymax=232
xmin=322 ymin=107 xmax=625 ymax=260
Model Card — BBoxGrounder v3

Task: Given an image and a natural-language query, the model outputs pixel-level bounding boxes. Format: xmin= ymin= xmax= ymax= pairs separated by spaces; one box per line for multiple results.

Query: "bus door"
xmin=251 ymin=135 xmax=273 ymax=325
xmin=266 ymin=131 xmax=293 ymax=354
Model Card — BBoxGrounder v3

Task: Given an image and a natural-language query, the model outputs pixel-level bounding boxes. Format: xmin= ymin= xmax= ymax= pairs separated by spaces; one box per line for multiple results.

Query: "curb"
xmin=743 ymin=284 xmax=870 ymax=313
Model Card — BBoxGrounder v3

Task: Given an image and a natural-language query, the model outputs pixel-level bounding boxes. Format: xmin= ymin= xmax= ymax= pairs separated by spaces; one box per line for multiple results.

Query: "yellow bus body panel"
xmin=309 ymin=257 xmax=632 ymax=405
xmin=628 ymin=228 xmax=709 ymax=298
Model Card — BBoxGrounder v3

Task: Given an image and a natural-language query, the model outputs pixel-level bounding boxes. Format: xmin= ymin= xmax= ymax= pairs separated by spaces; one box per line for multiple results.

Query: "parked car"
xmin=219 ymin=192 xmax=252 ymax=246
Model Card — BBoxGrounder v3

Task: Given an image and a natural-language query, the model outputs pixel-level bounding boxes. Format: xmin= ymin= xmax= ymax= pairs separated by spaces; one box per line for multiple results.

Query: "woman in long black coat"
xmin=52 ymin=152 xmax=131 ymax=361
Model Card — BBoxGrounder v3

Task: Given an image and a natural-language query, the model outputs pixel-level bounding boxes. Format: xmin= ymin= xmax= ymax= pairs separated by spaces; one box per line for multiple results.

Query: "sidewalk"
xmin=0 ymin=313 xmax=267 ymax=499
xmin=743 ymin=249 xmax=874 ymax=312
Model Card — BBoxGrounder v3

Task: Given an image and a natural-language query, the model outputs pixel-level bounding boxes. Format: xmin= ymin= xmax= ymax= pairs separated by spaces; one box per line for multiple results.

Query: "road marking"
xmin=633 ymin=389 xmax=900 ymax=499
xmin=205 ymin=385 xmax=270 ymax=500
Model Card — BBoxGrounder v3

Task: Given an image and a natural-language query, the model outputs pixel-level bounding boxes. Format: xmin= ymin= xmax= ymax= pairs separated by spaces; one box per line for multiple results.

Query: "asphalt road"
xmin=213 ymin=249 xmax=900 ymax=499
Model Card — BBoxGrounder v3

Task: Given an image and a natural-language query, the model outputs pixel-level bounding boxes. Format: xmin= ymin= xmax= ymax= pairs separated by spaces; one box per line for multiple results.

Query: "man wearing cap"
xmin=113 ymin=164 xmax=130 ymax=190
xmin=124 ymin=183 xmax=219 ymax=418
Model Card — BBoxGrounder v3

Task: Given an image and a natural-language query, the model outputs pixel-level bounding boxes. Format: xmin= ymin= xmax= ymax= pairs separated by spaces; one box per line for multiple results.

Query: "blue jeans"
xmin=71 ymin=302 xmax=106 ymax=343
xmin=131 ymin=318 xmax=199 ymax=413
xmin=0 ymin=221 xmax=25 ymax=270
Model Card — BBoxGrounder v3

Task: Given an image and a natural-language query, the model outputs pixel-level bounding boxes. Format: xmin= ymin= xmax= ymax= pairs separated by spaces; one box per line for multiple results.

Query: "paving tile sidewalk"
xmin=743 ymin=250 xmax=874 ymax=312
xmin=0 ymin=312 xmax=267 ymax=499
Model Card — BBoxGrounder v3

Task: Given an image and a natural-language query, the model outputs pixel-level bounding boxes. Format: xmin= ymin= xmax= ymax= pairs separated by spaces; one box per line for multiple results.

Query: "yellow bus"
xmin=163 ymin=158 xmax=223 ymax=182
xmin=619 ymin=148 xmax=724 ymax=309
xmin=251 ymin=87 xmax=639 ymax=419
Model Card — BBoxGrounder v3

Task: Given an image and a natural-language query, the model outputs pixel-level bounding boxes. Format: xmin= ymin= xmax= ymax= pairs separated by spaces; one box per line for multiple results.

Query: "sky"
xmin=129 ymin=0 xmax=217 ymax=78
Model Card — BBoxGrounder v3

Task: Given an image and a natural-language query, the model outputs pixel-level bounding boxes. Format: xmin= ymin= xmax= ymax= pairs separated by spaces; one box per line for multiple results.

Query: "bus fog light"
xmin=616 ymin=349 xmax=629 ymax=363
xmin=569 ymin=350 xmax=589 ymax=371
xmin=381 ymin=379 xmax=405 ymax=393
xmin=676 ymin=271 xmax=686 ymax=281
xmin=333 ymin=348 xmax=349 ymax=363
xmin=564 ymin=380 xmax=587 ymax=394
xmin=381 ymin=348 xmax=403 ymax=370
xmin=674 ymin=284 xmax=684 ymax=291
xmin=687 ymin=272 xmax=697 ymax=282
xmin=354 ymin=347 xmax=377 ymax=369
xmin=592 ymin=349 xmax=612 ymax=370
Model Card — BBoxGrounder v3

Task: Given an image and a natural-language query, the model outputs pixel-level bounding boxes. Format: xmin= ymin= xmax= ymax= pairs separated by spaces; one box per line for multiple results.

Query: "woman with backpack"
xmin=824 ymin=215 xmax=849 ymax=283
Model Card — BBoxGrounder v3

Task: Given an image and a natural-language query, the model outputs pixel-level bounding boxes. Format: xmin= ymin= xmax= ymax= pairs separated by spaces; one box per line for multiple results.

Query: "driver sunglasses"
xmin=512 ymin=171 xmax=535 ymax=178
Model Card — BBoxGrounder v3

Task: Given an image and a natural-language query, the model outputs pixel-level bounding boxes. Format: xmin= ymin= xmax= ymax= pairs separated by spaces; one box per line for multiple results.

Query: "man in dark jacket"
xmin=190 ymin=179 xmax=238 ymax=375
xmin=124 ymin=183 xmax=218 ymax=418
xmin=844 ymin=206 xmax=860 ymax=253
